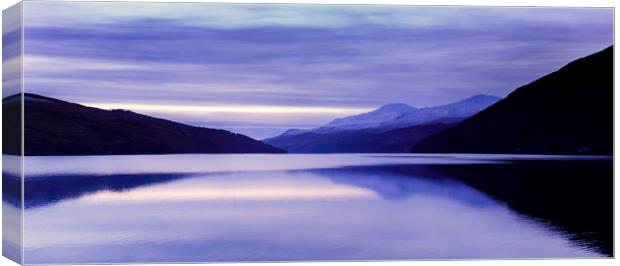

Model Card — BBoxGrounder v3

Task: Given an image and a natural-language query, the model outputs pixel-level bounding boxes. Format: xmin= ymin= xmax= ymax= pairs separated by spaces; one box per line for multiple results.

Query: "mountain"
xmin=322 ymin=103 xmax=418 ymax=130
xmin=388 ymin=95 xmax=500 ymax=128
xmin=306 ymin=95 xmax=499 ymax=134
xmin=263 ymin=119 xmax=458 ymax=153
xmin=412 ymin=46 xmax=613 ymax=155
xmin=3 ymin=93 xmax=285 ymax=155
xmin=263 ymin=95 xmax=499 ymax=153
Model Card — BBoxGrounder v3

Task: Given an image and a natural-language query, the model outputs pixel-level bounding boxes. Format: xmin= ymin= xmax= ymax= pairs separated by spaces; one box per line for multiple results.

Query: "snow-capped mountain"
xmin=311 ymin=94 xmax=500 ymax=133
xmin=320 ymin=103 xmax=418 ymax=131
xmin=386 ymin=95 xmax=501 ymax=128
xmin=264 ymin=94 xmax=501 ymax=149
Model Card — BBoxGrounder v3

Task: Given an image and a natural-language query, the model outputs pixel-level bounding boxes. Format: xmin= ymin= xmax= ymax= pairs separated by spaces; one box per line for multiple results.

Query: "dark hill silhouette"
xmin=412 ymin=46 xmax=613 ymax=155
xmin=264 ymin=120 xmax=457 ymax=153
xmin=3 ymin=93 xmax=284 ymax=155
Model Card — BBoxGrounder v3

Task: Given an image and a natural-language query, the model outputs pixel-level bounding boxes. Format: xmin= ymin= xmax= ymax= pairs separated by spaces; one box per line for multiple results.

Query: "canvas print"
xmin=1 ymin=1 xmax=614 ymax=264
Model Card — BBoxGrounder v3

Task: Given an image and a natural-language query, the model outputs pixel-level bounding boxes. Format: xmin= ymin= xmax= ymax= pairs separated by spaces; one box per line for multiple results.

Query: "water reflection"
xmin=314 ymin=166 xmax=496 ymax=207
xmin=80 ymin=172 xmax=376 ymax=203
xmin=23 ymin=173 xmax=189 ymax=208
xmin=15 ymin=154 xmax=611 ymax=263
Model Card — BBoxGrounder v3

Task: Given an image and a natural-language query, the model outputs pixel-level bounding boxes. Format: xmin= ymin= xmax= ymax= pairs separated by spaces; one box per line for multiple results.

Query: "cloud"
xmin=22 ymin=2 xmax=464 ymax=29
xmin=20 ymin=2 xmax=613 ymax=135
xmin=3 ymin=6 xmax=23 ymax=98
xmin=23 ymin=2 xmax=613 ymax=31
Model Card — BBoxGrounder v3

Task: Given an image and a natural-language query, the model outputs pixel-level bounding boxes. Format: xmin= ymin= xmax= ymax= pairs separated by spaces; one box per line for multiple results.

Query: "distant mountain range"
xmin=263 ymin=121 xmax=458 ymax=153
xmin=3 ymin=94 xmax=284 ymax=155
xmin=412 ymin=46 xmax=613 ymax=155
xmin=264 ymin=95 xmax=500 ymax=153
xmin=323 ymin=102 xmax=418 ymax=130
xmin=388 ymin=95 xmax=501 ymax=129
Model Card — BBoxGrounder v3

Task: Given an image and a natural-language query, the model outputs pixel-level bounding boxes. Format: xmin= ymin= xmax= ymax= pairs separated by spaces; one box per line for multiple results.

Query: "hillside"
xmin=412 ymin=46 xmax=613 ymax=155
xmin=264 ymin=120 xmax=457 ymax=153
xmin=3 ymin=93 xmax=285 ymax=155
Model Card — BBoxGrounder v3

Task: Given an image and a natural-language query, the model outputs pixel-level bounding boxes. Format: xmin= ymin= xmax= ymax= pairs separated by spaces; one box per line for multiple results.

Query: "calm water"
xmin=5 ymin=154 xmax=612 ymax=263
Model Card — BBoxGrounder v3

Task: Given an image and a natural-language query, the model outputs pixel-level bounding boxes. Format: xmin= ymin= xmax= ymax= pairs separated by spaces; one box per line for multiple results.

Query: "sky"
xmin=14 ymin=1 xmax=614 ymax=139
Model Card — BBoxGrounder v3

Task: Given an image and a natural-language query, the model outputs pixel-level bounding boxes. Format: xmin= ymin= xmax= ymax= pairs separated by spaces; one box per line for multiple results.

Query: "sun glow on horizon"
xmin=77 ymin=173 xmax=378 ymax=203
xmin=81 ymin=185 xmax=376 ymax=203
xmin=81 ymin=102 xmax=372 ymax=116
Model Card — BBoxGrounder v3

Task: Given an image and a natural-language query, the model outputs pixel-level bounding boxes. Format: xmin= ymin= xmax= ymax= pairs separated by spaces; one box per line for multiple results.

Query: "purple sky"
xmin=16 ymin=2 xmax=613 ymax=138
